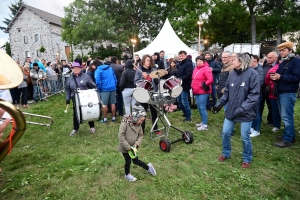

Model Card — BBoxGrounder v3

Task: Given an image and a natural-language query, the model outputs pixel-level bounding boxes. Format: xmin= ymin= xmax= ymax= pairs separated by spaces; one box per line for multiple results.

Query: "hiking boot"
xmin=147 ymin=163 xmax=156 ymax=176
xmin=90 ymin=128 xmax=95 ymax=134
xmin=124 ymin=173 xmax=137 ymax=181
xmin=275 ymin=135 xmax=295 ymax=143
xmin=70 ymin=130 xmax=78 ymax=136
xmin=274 ymin=140 xmax=293 ymax=148
xmin=218 ymin=155 xmax=228 ymax=162
xmin=242 ymin=162 xmax=251 ymax=168
xmin=250 ymin=130 xmax=260 ymax=138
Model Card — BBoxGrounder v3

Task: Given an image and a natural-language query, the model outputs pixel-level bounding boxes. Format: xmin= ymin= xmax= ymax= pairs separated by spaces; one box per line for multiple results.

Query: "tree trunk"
xmin=276 ymin=27 xmax=282 ymax=45
xmin=249 ymin=7 xmax=256 ymax=44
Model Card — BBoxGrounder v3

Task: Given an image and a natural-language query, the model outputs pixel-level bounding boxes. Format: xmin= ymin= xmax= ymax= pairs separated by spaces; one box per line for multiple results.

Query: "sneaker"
xmin=218 ymin=155 xmax=228 ymax=162
xmin=242 ymin=162 xmax=251 ymax=168
xmin=100 ymin=119 xmax=108 ymax=123
xmin=196 ymin=122 xmax=203 ymax=127
xmin=155 ymin=131 xmax=162 ymax=135
xmin=28 ymin=100 xmax=34 ymax=104
xmin=147 ymin=163 xmax=156 ymax=176
xmin=90 ymin=128 xmax=95 ymax=134
xmin=70 ymin=130 xmax=78 ymax=136
xmin=250 ymin=130 xmax=260 ymax=137
xmin=111 ymin=119 xmax=117 ymax=123
xmin=197 ymin=125 xmax=208 ymax=131
xmin=250 ymin=128 xmax=254 ymax=133
xmin=124 ymin=173 xmax=137 ymax=181
xmin=273 ymin=140 xmax=293 ymax=148
xmin=271 ymin=127 xmax=279 ymax=132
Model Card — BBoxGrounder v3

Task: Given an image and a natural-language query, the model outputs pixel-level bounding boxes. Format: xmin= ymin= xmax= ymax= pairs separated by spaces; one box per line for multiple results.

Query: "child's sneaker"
xmin=148 ymin=163 xmax=156 ymax=176
xmin=90 ymin=128 xmax=95 ymax=134
xmin=70 ymin=130 xmax=78 ymax=136
xmin=124 ymin=173 xmax=137 ymax=181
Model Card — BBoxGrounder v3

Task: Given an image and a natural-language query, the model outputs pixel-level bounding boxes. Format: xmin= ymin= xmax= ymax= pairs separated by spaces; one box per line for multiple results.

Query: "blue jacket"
xmin=95 ymin=64 xmax=117 ymax=92
xmin=276 ymin=56 xmax=300 ymax=94
xmin=207 ymin=59 xmax=221 ymax=85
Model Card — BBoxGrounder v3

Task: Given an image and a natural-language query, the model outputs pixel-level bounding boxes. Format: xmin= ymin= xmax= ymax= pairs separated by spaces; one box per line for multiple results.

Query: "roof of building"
xmin=5 ymin=4 xmax=62 ymax=32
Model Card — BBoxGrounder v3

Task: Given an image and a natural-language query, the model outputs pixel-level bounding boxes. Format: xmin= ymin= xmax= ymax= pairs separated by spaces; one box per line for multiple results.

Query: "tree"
xmin=1 ymin=41 xmax=11 ymax=56
xmin=259 ymin=0 xmax=300 ymax=45
xmin=204 ymin=0 xmax=251 ymax=46
xmin=0 ymin=0 xmax=24 ymax=31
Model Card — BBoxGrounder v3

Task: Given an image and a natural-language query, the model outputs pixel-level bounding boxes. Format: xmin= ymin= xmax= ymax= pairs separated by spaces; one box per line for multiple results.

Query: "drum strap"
xmin=192 ymin=68 xmax=202 ymax=85
xmin=73 ymin=75 xmax=86 ymax=90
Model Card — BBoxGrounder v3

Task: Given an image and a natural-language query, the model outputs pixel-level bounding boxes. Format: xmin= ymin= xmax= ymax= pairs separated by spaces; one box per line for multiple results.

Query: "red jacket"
xmin=265 ymin=64 xmax=279 ymax=99
xmin=191 ymin=62 xmax=213 ymax=95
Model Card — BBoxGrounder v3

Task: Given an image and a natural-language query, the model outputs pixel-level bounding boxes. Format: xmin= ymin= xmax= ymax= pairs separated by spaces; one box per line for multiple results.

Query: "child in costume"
xmin=117 ymin=103 xmax=156 ymax=181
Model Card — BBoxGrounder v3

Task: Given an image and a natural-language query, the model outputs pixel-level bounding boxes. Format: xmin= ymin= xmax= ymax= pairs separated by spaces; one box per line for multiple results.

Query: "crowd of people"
xmin=2 ymin=41 xmax=299 ymax=174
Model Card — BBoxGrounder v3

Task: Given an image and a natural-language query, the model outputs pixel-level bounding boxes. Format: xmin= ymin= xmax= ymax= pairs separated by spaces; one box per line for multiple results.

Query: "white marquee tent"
xmin=135 ymin=18 xmax=199 ymax=59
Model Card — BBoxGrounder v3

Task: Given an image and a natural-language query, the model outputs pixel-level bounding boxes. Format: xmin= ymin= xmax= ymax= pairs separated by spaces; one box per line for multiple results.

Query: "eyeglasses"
xmin=221 ymin=57 xmax=229 ymax=59
xmin=279 ymin=49 xmax=287 ymax=52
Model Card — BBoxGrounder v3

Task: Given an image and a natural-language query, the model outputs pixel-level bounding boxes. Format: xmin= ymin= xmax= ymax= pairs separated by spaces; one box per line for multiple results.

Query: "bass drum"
xmin=74 ymin=89 xmax=102 ymax=124
xmin=133 ymin=80 xmax=153 ymax=103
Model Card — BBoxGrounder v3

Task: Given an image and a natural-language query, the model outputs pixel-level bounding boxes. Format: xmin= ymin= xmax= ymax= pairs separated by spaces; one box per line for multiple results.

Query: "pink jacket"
xmin=191 ymin=62 xmax=213 ymax=95
xmin=265 ymin=64 xmax=279 ymax=99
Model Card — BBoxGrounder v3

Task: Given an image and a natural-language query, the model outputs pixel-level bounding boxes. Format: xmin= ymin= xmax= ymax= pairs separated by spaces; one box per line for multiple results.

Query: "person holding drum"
xmin=66 ymin=62 xmax=97 ymax=136
xmin=134 ymin=55 xmax=161 ymax=134
xmin=191 ymin=56 xmax=213 ymax=131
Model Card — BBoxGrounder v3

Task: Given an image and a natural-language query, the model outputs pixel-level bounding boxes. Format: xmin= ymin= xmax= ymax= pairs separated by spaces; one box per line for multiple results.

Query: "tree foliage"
xmin=0 ymin=0 xmax=24 ymax=31
xmin=1 ymin=41 xmax=12 ymax=56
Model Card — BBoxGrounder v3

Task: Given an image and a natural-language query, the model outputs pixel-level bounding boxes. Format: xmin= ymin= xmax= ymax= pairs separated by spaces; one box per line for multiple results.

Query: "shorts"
xmin=100 ymin=91 xmax=116 ymax=105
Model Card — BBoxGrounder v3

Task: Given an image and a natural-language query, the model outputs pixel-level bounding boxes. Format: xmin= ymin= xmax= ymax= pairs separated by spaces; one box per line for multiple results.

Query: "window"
xmin=25 ymin=51 xmax=30 ymax=57
xmin=36 ymin=50 xmax=41 ymax=58
xmin=34 ymin=34 xmax=40 ymax=42
xmin=24 ymin=36 xmax=28 ymax=44
xmin=17 ymin=28 xmax=21 ymax=32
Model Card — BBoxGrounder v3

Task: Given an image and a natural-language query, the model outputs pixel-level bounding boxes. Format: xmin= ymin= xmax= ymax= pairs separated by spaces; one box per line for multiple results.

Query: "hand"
xmin=66 ymin=100 xmax=70 ymax=105
xmin=212 ymin=102 xmax=223 ymax=114
xmin=202 ymin=82 xmax=209 ymax=92
xmin=270 ymin=73 xmax=280 ymax=81
xmin=142 ymin=72 xmax=148 ymax=79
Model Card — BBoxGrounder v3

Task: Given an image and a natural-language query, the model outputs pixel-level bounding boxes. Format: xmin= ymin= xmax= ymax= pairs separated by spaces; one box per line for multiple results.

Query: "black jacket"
xmin=219 ymin=67 xmax=260 ymax=122
xmin=176 ymin=58 xmax=193 ymax=92
xmin=207 ymin=59 xmax=221 ymax=85
xmin=110 ymin=63 xmax=124 ymax=86
xmin=119 ymin=67 xmax=136 ymax=91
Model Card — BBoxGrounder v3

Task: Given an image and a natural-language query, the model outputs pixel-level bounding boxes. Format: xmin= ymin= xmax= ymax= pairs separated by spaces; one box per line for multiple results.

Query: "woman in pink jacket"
xmin=265 ymin=63 xmax=281 ymax=132
xmin=191 ymin=56 xmax=213 ymax=130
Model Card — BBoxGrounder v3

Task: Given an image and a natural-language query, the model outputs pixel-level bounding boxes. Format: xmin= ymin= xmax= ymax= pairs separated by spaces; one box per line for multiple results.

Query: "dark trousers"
xmin=260 ymin=92 xmax=273 ymax=124
xmin=19 ymin=87 xmax=28 ymax=105
xmin=72 ymin=100 xmax=94 ymax=130
xmin=122 ymin=153 xmax=148 ymax=175
xmin=116 ymin=87 xmax=124 ymax=116
xmin=206 ymin=84 xmax=217 ymax=109
xmin=27 ymin=84 xmax=33 ymax=101
xmin=10 ymin=87 xmax=20 ymax=104
xmin=140 ymin=103 xmax=158 ymax=133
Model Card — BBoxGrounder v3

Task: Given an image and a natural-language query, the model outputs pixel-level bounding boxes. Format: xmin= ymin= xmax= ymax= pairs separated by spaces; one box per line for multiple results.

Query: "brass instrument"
xmin=22 ymin=112 xmax=54 ymax=127
xmin=0 ymin=50 xmax=53 ymax=162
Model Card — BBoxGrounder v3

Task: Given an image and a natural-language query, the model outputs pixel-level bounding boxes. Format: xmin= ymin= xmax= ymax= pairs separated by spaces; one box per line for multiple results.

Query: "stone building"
xmin=5 ymin=4 xmax=89 ymax=64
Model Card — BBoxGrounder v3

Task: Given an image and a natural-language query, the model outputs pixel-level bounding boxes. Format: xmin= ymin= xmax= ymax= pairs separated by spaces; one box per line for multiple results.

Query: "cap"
xmin=131 ymin=103 xmax=147 ymax=122
xmin=71 ymin=62 xmax=82 ymax=68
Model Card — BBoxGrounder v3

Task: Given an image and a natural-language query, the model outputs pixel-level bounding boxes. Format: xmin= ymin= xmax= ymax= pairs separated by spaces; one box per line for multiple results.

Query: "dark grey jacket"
xmin=252 ymin=64 xmax=264 ymax=97
xmin=65 ymin=72 xmax=97 ymax=101
xmin=219 ymin=67 xmax=260 ymax=122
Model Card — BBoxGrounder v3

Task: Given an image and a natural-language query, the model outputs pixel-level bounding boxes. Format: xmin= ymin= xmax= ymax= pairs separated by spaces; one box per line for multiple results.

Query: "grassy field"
xmin=0 ymin=94 xmax=299 ymax=199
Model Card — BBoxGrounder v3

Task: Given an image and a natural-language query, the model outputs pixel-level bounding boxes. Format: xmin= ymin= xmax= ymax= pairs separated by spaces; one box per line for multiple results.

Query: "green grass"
xmin=1 ymin=94 xmax=300 ymax=199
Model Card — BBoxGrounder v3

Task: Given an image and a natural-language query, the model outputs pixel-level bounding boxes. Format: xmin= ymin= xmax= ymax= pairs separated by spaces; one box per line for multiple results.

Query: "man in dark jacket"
xmin=213 ymin=53 xmax=260 ymax=168
xmin=205 ymin=52 xmax=221 ymax=109
xmin=111 ymin=56 xmax=124 ymax=116
xmin=271 ymin=41 xmax=300 ymax=148
xmin=176 ymin=50 xmax=193 ymax=121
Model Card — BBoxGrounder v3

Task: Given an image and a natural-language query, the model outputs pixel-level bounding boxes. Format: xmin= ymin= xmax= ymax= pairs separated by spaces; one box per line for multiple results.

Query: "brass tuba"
xmin=0 ymin=50 xmax=26 ymax=162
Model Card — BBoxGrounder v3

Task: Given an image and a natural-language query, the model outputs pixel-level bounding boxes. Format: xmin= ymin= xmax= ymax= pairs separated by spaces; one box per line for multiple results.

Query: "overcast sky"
xmin=0 ymin=0 xmax=73 ymax=46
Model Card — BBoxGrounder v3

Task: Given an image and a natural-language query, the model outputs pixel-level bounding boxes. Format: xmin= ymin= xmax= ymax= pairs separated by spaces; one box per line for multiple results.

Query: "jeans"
xmin=222 ymin=118 xmax=252 ymax=163
xmin=177 ymin=90 xmax=191 ymax=120
xmin=33 ymin=85 xmax=40 ymax=101
xmin=277 ymin=93 xmax=296 ymax=142
xmin=251 ymin=97 xmax=262 ymax=131
xmin=270 ymin=99 xmax=281 ymax=129
xmin=122 ymin=88 xmax=136 ymax=115
xmin=195 ymin=94 xmax=209 ymax=125
xmin=116 ymin=87 xmax=124 ymax=116
xmin=206 ymin=84 xmax=217 ymax=109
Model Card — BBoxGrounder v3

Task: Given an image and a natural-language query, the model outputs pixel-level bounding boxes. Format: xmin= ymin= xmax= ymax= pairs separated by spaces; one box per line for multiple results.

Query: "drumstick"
xmin=64 ymin=104 xmax=69 ymax=113
xmin=133 ymin=63 xmax=143 ymax=73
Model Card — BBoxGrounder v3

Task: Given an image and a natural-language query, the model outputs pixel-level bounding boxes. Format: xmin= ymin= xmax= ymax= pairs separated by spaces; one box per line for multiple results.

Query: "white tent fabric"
xmin=135 ymin=18 xmax=199 ymax=59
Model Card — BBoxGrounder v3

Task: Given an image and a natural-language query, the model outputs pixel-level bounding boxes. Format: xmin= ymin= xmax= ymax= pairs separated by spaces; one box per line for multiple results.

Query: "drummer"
xmin=134 ymin=55 xmax=162 ymax=135
xmin=65 ymin=62 xmax=97 ymax=136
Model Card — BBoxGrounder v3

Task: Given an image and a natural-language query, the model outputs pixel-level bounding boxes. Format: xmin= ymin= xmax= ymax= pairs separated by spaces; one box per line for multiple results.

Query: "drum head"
xmin=133 ymin=88 xmax=151 ymax=103
xmin=170 ymin=85 xmax=183 ymax=98
xmin=74 ymin=92 xmax=82 ymax=124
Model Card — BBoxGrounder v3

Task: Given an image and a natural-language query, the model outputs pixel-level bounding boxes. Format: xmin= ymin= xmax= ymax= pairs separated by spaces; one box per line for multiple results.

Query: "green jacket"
xmin=117 ymin=122 xmax=143 ymax=153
